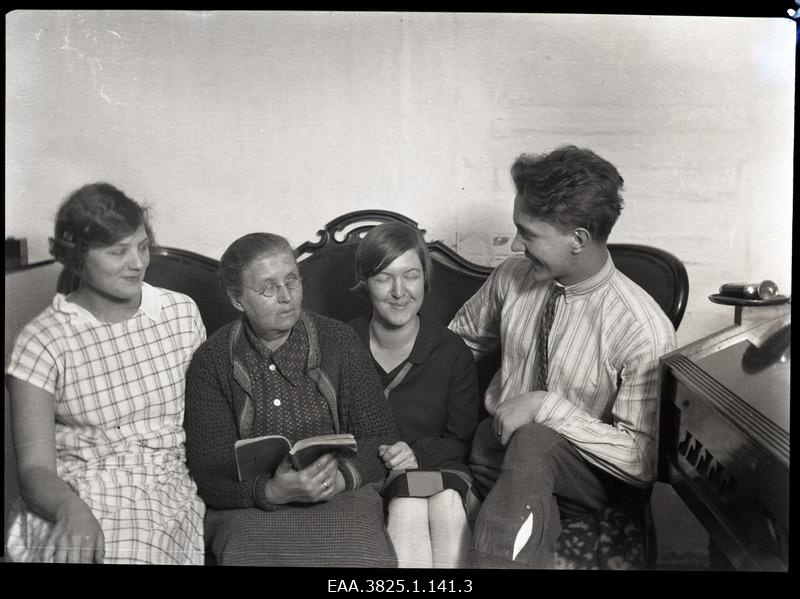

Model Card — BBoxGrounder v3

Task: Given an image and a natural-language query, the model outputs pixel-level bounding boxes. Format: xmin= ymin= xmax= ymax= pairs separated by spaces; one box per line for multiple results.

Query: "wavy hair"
xmin=511 ymin=145 xmax=624 ymax=241
xmin=49 ymin=183 xmax=153 ymax=294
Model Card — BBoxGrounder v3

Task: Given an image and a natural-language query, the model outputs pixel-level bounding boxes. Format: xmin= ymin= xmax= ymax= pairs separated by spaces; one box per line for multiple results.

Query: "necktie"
xmin=533 ymin=284 xmax=565 ymax=391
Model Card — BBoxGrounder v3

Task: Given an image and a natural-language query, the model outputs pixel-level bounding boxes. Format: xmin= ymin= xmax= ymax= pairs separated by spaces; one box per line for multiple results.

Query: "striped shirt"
xmin=449 ymin=254 xmax=676 ymax=487
xmin=6 ymin=283 xmax=207 ymax=564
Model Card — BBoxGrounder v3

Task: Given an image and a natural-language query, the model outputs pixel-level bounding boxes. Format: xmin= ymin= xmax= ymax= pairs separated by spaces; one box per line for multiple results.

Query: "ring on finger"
xmin=322 ymin=479 xmax=329 ymax=490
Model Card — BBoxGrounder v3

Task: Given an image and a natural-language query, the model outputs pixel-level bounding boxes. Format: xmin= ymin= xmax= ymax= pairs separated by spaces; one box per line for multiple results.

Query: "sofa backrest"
xmin=141 ymin=210 xmax=688 ymax=395
xmin=145 ymin=247 xmax=240 ymax=336
xmin=3 ymin=212 xmax=688 ymax=549
xmin=296 ymin=211 xmax=494 ymax=326
xmin=295 ymin=210 xmax=688 ymax=397
xmin=4 ymin=260 xmax=63 ymax=540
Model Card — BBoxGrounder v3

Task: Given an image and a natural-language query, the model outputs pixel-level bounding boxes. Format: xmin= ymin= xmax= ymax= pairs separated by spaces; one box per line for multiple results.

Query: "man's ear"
xmin=228 ymin=290 xmax=245 ymax=312
xmin=571 ymin=228 xmax=591 ymax=253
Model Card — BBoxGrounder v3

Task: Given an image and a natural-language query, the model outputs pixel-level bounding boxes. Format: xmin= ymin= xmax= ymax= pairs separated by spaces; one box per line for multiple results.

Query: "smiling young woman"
xmin=348 ymin=222 xmax=481 ymax=568
xmin=5 ymin=183 xmax=206 ymax=564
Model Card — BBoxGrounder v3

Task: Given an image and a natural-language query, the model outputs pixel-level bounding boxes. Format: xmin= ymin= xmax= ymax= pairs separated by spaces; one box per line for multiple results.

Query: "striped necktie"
xmin=533 ymin=284 xmax=565 ymax=391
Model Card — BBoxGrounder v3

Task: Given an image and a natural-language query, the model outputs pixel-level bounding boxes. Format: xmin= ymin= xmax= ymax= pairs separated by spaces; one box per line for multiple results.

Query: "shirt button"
xmin=268 ymin=364 xmax=276 ymax=372
xmin=273 ymin=399 xmax=281 ymax=407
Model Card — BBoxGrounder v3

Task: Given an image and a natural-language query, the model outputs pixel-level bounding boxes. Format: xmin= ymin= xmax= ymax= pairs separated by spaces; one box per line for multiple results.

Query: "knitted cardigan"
xmin=184 ymin=311 xmax=399 ymax=510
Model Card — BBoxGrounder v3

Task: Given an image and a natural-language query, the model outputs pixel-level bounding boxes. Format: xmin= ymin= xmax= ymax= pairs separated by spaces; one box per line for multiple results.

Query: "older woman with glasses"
xmin=183 ymin=232 xmax=399 ymax=567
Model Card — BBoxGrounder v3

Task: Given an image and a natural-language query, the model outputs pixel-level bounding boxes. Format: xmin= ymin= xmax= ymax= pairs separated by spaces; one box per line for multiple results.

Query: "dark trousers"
xmin=469 ymin=417 xmax=622 ymax=569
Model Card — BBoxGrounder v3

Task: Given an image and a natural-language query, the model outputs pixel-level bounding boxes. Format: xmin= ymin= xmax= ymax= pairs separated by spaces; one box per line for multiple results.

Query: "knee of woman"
xmin=387 ymin=497 xmax=431 ymax=537
xmin=387 ymin=497 xmax=429 ymax=520
xmin=428 ymin=491 xmax=469 ymax=531
xmin=429 ymin=489 xmax=463 ymax=511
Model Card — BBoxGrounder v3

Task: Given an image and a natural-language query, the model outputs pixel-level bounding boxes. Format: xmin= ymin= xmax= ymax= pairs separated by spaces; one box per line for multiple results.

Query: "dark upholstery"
xmin=144 ymin=247 xmax=240 ymax=336
xmin=606 ymin=244 xmax=688 ymax=330
xmin=294 ymin=210 xmax=688 ymax=570
xmin=4 ymin=260 xmax=63 ymax=544
xmin=142 ymin=210 xmax=689 ymax=570
xmin=296 ymin=212 xmax=688 ymax=401
xmin=297 ymin=212 xmax=502 ymax=399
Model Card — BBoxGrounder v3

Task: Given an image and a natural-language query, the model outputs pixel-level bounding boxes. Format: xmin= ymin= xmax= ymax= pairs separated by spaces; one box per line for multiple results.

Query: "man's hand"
xmin=493 ymin=391 xmax=548 ymax=446
xmin=378 ymin=442 xmax=419 ymax=470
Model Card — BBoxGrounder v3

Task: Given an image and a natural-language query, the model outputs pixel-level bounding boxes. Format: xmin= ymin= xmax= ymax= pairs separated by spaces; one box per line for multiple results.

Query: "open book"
xmin=234 ymin=433 xmax=358 ymax=481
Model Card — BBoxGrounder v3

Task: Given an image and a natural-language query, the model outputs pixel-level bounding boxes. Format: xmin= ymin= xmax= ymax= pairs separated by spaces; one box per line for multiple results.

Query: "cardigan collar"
xmin=240 ymin=315 xmax=308 ymax=387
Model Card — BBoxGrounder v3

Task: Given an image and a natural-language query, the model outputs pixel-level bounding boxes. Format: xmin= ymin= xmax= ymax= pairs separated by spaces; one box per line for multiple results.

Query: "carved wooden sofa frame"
xmin=147 ymin=209 xmax=689 ymax=569
xmin=4 ymin=209 xmax=689 ymax=569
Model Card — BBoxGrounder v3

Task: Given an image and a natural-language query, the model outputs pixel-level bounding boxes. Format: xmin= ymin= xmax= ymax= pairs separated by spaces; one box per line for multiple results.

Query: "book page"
xmin=290 ymin=435 xmax=358 ymax=471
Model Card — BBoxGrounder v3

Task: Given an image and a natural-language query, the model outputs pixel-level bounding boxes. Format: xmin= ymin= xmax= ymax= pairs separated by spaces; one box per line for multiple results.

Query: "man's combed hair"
xmin=511 ymin=145 xmax=624 ymax=241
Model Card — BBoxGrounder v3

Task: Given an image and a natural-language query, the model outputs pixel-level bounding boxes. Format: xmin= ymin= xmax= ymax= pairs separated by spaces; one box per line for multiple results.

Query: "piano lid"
xmin=692 ymin=323 xmax=790 ymax=434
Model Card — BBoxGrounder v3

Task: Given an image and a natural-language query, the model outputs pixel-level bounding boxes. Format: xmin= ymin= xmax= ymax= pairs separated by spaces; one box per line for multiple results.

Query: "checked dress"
xmin=5 ymin=284 xmax=206 ymax=564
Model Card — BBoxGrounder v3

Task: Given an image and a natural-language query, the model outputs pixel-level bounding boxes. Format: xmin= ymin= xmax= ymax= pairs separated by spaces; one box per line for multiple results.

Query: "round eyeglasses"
xmin=245 ymin=274 xmax=302 ymax=298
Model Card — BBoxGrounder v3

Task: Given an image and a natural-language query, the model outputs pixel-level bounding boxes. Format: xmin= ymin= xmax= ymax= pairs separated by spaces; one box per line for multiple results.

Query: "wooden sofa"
xmin=4 ymin=209 xmax=688 ymax=568
xmin=146 ymin=209 xmax=688 ymax=568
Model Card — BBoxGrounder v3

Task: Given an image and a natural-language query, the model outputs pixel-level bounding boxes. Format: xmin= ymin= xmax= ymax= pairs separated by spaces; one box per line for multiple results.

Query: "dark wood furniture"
xmin=658 ymin=301 xmax=790 ymax=571
xmin=293 ymin=210 xmax=689 ymax=569
xmin=145 ymin=247 xmax=240 ymax=336
xmin=144 ymin=210 xmax=689 ymax=569
xmin=4 ymin=260 xmax=62 ymax=541
xmin=296 ymin=210 xmax=688 ymax=400
xmin=5 ymin=210 xmax=689 ymax=569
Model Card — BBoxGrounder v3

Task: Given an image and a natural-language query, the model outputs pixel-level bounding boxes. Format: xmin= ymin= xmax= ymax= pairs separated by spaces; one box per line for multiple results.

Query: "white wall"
xmin=5 ymin=10 xmax=794 ymax=346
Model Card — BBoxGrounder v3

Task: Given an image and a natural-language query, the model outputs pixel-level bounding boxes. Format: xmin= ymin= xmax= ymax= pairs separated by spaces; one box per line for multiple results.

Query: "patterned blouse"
xmin=5 ymin=283 xmax=207 ymax=564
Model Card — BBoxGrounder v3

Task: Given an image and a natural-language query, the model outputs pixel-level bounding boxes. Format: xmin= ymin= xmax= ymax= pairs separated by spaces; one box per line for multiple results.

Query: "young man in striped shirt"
xmin=449 ymin=145 xmax=677 ymax=568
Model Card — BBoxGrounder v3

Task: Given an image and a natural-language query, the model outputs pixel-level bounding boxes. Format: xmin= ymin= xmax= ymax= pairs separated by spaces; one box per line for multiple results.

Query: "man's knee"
xmin=506 ymin=421 xmax=565 ymax=457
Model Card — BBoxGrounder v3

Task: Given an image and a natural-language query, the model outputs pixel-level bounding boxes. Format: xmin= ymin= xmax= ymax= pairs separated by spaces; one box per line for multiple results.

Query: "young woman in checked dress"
xmin=5 ymin=183 xmax=205 ymax=564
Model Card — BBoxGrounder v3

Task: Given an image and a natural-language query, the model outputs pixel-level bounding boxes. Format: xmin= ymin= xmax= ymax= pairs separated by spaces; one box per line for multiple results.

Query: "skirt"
xmin=205 ymin=482 xmax=397 ymax=567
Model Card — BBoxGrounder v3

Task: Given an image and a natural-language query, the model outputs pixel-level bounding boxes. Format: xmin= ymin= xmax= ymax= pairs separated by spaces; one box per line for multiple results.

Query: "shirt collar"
xmin=242 ymin=316 xmax=308 ymax=387
xmin=559 ymin=251 xmax=615 ymax=303
xmin=53 ymin=282 xmax=162 ymax=323
xmin=138 ymin=283 xmax=162 ymax=321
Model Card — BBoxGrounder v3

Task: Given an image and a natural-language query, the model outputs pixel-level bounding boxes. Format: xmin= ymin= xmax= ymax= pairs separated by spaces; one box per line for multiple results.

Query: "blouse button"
xmin=273 ymin=399 xmax=281 ymax=407
xmin=268 ymin=364 xmax=277 ymax=372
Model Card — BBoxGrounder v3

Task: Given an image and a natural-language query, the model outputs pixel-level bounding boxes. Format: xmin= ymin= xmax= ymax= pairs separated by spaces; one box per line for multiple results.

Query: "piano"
xmin=658 ymin=296 xmax=790 ymax=571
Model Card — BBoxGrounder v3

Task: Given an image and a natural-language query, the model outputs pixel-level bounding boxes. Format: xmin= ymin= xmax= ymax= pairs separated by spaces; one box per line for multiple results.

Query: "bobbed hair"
xmin=510 ymin=145 xmax=624 ymax=241
xmin=50 ymin=182 xmax=153 ymax=294
xmin=352 ymin=222 xmax=432 ymax=293
xmin=219 ymin=232 xmax=296 ymax=299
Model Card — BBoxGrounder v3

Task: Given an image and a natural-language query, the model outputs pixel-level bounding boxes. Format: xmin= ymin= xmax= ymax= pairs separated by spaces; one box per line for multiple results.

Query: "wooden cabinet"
xmin=659 ymin=302 xmax=790 ymax=571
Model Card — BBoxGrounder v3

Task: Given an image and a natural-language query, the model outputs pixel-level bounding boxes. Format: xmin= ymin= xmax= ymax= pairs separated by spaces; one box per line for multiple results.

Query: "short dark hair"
xmin=510 ymin=145 xmax=624 ymax=241
xmin=353 ymin=222 xmax=432 ymax=293
xmin=219 ymin=232 xmax=296 ymax=298
xmin=49 ymin=182 xmax=153 ymax=294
